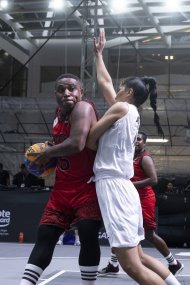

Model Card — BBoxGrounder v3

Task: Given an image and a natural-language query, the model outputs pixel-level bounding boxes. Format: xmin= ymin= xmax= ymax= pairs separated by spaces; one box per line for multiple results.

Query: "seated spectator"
xmin=0 ymin=163 xmax=10 ymax=186
xmin=12 ymin=164 xmax=44 ymax=188
xmin=184 ymin=179 xmax=190 ymax=194
xmin=165 ymin=181 xmax=176 ymax=194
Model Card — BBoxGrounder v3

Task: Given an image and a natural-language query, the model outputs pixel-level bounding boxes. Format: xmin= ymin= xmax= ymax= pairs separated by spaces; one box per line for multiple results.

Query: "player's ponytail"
xmin=141 ymin=77 xmax=164 ymax=137
xmin=121 ymin=76 xmax=164 ymax=137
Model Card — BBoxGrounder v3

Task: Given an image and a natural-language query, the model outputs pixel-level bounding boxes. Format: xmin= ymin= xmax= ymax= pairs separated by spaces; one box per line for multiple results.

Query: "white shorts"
xmin=96 ymin=177 xmax=144 ymax=248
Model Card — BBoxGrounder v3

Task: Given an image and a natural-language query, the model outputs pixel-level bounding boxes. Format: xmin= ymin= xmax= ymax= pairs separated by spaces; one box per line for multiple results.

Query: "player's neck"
xmin=134 ymin=148 xmax=144 ymax=157
xmin=59 ymin=109 xmax=71 ymax=122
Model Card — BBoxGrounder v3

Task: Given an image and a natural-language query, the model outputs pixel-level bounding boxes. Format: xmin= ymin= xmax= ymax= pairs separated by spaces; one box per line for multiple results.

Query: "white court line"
xmin=176 ymin=252 xmax=190 ymax=256
xmin=38 ymin=270 xmax=66 ymax=285
xmin=66 ymin=270 xmax=80 ymax=272
xmin=0 ymin=256 xmax=78 ymax=260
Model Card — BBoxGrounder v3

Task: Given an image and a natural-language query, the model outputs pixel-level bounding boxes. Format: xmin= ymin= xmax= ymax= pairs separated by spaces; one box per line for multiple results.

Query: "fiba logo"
xmin=0 ymin=210 xmax=11 ymax=227
xmin=98 ymin=231 xmax=108 ymax=239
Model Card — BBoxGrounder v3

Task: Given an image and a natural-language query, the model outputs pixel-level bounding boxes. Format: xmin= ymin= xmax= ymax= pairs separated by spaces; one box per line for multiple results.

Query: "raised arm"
xmin=94 ymin=31 xmax=116 ymax=107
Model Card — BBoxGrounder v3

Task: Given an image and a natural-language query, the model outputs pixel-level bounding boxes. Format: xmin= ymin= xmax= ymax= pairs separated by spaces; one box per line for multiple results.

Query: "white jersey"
xmin=93 ymin=103 xmax=140 ymax=180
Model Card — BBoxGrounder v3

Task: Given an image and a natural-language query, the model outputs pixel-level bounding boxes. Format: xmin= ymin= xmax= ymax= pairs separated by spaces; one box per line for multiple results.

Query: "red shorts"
xmin=140 ymin=194 xmax=157 ymax=230
xmin=40 ymin=181 xmax=102 ymax=229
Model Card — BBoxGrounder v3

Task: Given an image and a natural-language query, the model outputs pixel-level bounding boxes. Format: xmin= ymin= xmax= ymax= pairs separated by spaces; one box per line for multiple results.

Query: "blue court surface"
xmin=0 ymin=243 xmax=189 ymax=284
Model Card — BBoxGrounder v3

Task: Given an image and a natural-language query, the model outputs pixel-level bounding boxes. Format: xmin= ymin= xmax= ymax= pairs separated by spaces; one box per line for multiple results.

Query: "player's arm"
xmin=48 ymin=101 xmax=95 ymax=157
xmin=133 ymin=156 xmax=158 ymax=188
xmin=94 ymin=31 xmax=116 ymax=107
xmin=31 ymin=101 xmax=95 ymax=165
xmin=86 ymin=102 xmax=128 ymax=150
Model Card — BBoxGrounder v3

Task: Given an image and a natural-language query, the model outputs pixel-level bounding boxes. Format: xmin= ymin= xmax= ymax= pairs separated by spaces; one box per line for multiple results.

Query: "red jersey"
xmin=40 ymin=101 xmax=102 ymax=227
xmin=131 ymin=149 xmax=157 ymax=229
xmin=52 ymin=105 xmax=96 ymax=188
xmin=131 ymin=149 xmax=155 ymax=200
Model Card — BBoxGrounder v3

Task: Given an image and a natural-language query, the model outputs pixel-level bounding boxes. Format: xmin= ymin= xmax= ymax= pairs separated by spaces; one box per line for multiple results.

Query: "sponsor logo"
xmin=98 ymin=231 xmax=108 ymax=239
xmin=53 ymin=117 xmax=58 ymax=127
xmin=0 ymin=210 xmax=11 ymax=227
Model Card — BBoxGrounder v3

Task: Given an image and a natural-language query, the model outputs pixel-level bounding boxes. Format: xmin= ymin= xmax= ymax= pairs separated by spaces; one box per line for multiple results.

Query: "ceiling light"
xmin=184 ymin=29 xmax=190 ymax=32
xmin=142 ymin=38 xmax=151 ymax=43
xmin=0 ymin=0 xmax=8 ymax=9
xmin=165 ymin=55 xmax=174 ymax=60
xmin=153 ymin=36 xmax=161 ymax=40
xmin=111 ymin=0 xmax=128 ymax=14
xmin=49 ymin=0 xmax=64 ymax=10
xmin=164 ymin=0 xmax=181 ymax=12
xmin=147 ymin=138 xmax=168 ymax=143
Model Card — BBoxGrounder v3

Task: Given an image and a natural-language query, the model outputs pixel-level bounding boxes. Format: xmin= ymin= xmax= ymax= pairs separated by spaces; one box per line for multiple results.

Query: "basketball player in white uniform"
xmin=87 ymin=31 xmax=181 ymax=285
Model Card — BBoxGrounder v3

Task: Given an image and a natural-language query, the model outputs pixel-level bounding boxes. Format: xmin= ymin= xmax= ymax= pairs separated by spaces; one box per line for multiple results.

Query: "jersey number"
xmin=58 ymin=158 xmax=70 ymax=170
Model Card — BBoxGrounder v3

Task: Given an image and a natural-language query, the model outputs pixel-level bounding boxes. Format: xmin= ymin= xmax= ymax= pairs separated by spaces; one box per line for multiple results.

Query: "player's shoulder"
xmin=141 ymin=150 xmax=152 ymax=164
xmin=74 ymin=100 xmax=97 ymax=115
xmin=110 ymin=101 xmax=129 ymax=115
xmin=75 ymin=99 xmax=94 ymax=109
xmin=143 ymin=149 xmax=151 ymax=157
xmin=72 ymin=100 xmax=97 ymax=120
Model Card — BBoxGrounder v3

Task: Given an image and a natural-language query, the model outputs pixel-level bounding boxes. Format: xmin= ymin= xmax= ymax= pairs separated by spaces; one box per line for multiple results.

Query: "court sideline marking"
xmin=39 ymin=270 xmax=66 ymax=285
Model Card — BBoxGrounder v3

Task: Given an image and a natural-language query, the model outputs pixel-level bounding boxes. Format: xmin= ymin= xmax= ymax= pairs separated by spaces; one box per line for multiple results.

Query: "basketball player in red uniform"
xmin=20 ymin=74 xmax=102 ymax=285
xmin=99 ymin=131 xmax=184 ymax=277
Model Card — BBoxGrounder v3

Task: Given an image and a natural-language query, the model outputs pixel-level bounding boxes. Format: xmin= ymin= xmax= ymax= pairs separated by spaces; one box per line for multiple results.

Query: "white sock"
xmin=75 ymin=234 xmax=80 ymax=243
xmin=166 ymin=253 xmax=177 ymax=265
xmin=80 ymin=265 xmax=98 ymax=285
xmin=59 ymin=233 xmax=65 ymax=241
xmin=20 ymin=264 xmax=43 ymax=285
xmin=165 ymin=273 xmax=181 ymax=285
xmin=110 ymin=253 xmax=119 ymax=267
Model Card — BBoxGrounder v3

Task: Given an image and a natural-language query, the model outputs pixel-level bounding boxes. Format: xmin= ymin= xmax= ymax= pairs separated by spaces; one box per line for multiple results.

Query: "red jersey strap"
xmin=136 ymin=149 xmax=151 ymax=169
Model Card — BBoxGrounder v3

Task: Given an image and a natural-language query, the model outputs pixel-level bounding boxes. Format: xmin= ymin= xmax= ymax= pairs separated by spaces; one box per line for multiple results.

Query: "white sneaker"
xmin=57 ymin=240 xmax=62 ymax=245
xmin=74 ymin=240 xmax=80 ymax=246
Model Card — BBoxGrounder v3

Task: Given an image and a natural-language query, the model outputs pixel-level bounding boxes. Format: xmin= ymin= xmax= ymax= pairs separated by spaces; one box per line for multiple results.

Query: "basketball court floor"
xmin=1 ymin=242 xmax=189 ymax=285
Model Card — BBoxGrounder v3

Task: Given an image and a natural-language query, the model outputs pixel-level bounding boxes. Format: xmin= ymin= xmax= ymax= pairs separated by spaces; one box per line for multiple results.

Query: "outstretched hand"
xmin=93 ymin=30 xmax=106 ymax=55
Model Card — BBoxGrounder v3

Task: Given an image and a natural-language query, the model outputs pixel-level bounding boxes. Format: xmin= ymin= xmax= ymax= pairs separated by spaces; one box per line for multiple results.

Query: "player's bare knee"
xmin=121 ymin=262 xmax=140 ymax=278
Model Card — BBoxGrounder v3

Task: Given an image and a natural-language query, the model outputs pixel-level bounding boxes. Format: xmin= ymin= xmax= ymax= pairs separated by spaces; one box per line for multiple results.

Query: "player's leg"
xmin=146 ymin=228 xmax=170 ymax=256
xmin=138 ymin=244 xmax=181 ymax=285
xmin=98 ymin=247 xmax=119 ymax=275
xmin=20 ymin=224 xmax=63 ymax=285
xmin=74 ymin=228 xmax=80 ymax=246
xmin=75 ymin=191 xmax=102 ymax=285
xmin=145 ymin=229 xmax=184 ymax=275
xmin=115 ymin=245 xmax=166 ymax=285
xmin=78 ymin=219 xmax=102 ymax=285
xmin=142 ymin=194 xmax=184 ymax=276
xmin=142 ymin=194 xmax=164 ymax=257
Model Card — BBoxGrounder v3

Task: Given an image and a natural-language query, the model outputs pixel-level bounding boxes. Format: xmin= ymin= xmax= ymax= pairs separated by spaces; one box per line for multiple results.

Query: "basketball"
xmin=24 ymin=143 xmax=56 ymax=177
